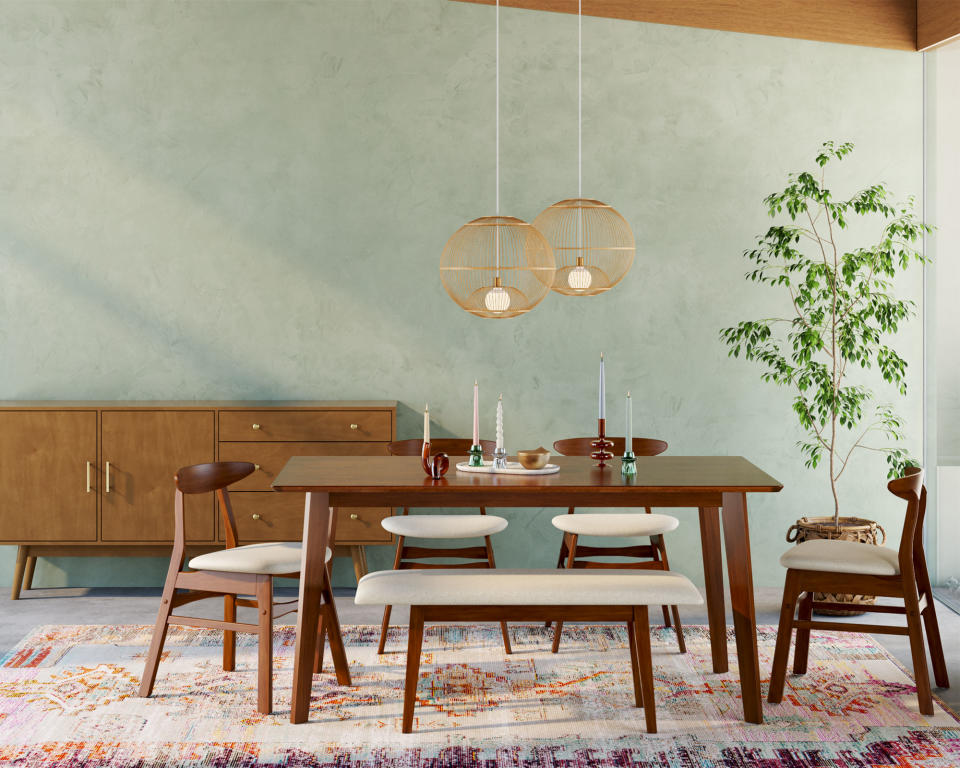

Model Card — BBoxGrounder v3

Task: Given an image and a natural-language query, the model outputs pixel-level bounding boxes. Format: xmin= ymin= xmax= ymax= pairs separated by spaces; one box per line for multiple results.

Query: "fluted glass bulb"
xmin=568 ymin=264 xmax=592 ymax=290
xmin=484 ymin=286 xmax=510 ymax=312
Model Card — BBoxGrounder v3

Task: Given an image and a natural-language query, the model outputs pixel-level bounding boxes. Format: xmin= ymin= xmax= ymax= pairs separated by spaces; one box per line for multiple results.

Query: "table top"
xmin=272 ymin=455 xmax=782 ymax=507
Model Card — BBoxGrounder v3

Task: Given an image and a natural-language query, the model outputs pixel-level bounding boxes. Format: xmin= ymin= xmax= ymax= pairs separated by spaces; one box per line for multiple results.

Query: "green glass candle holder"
xmin=468 ymin=444 xmax=484 ymax=467
xmin=621 ymin=450 xmax=637 ymax=477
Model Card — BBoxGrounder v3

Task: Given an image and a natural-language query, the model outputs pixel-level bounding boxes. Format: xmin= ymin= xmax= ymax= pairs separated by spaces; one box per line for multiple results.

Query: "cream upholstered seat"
xmin=779 ymin=538 xmax=900 ymax=576
xmin=356 ymin=568 xmax=704 ymax=607
xmin=382 ymin=514 xmax=508 ymax=539
xmin=188 ymin=543 xmax=332 ymax=575
xmin=552 ymin=512 xmax=678 ymax=538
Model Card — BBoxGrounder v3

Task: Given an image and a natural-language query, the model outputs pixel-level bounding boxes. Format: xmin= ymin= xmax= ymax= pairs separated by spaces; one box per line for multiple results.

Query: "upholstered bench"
xmin=355 ymin=567 xmax=703 ymax=733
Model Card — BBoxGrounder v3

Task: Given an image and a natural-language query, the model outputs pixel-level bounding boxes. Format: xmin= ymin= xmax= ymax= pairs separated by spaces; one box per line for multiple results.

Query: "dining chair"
xmin=549 ymin=437 xmax=685 ymax=654
xmin=138 ymin=461 xmax=351 ymax=714
xmin=768 ymin=467 xmax=948 ymax=715
xmin=378 ymin=438 xmax=512 ymax=654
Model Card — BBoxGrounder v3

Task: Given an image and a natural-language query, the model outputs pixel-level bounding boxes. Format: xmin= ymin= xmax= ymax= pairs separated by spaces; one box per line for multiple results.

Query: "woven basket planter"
xmin=786 ymin=516 xmax=886 ymax=616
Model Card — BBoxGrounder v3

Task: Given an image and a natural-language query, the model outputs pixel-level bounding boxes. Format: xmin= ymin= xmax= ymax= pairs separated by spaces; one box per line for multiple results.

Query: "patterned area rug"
xmin=0 ymin=623 xmax=957 ymax=766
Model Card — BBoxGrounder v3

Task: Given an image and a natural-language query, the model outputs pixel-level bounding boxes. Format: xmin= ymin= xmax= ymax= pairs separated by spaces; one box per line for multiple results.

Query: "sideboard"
xmin=0 ymin=400 xmax=397 ymax=599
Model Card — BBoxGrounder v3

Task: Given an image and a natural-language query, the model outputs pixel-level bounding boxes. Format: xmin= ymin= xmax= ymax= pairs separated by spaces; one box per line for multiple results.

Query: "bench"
xmin=355 ymin=567 xmax=704 ymax=733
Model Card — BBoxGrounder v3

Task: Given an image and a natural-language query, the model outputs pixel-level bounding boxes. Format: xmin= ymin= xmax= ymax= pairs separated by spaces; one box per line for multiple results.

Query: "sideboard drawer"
xmin=219 ymin=410 xmax=391 ymax=442
xmin=219 ymin=441 xmax=390 ymax=491
xmin=228 ymin=492 xmax=392 ymax=544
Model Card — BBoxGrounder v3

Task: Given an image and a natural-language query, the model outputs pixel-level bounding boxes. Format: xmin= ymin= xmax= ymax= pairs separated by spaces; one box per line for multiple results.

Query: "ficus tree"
xmin=720 ymin=142 xmax=929 ymax=525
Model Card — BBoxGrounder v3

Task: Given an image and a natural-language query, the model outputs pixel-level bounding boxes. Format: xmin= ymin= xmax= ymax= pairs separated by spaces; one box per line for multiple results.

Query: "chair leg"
xmin=223 ymin=594 xmax=237 ymax=672
xmin=552 ymin=534 xmax=578 ymax=653
xmin=916 ymin=551 xmax=949 ymax=689
xmin=402 ymin=606 xmax=425 ymax=734
xmin=256 ymin=575 xmax=274 ymax=715
xmin=547 ymin=511 xmax=574 ymax=628
xmin=378 ymin=606 xmax=393 ymax=655
xmin=904 ymin=584 xmax=934 ymax=715
xmin=768 ymin=572 xmax=800 ymax=704
xmin=484 ymin=535 xmax=511 ymax=655
xmin=378 ymin=536 xmax=406 ymax=654
xmin=321 ymin=565 xmax=352 ymax=686
xmin=654 ymin=535 xmax=686 ymax=654
xmin=626 ymin=619 xmax=643 ymax=708
xmin=314 ymin=611 xmax=326 ymax=674
xmin=633 ymin=606 xmax=657 ymax=733
xmin=139 ymin=564 xmax=180 ymax=698
xmin=792 ymin=590 xmax=813 ymax=675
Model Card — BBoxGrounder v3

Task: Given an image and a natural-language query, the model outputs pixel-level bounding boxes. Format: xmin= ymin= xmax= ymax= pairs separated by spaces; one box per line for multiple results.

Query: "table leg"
xmin=290 ymin=492 xmax=332 ymax=724
xmin=721 ymin=491 xmax=762 ymax=724
xmin=698 ymin=507 xmax=727 ymax=674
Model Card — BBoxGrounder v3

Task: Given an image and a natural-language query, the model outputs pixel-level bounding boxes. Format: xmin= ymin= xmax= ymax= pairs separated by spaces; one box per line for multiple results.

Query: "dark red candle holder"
xmin=421 ymin=441 xmax=450 ymax=479
xmin=591 ymin=418 xmax=614 ymax=468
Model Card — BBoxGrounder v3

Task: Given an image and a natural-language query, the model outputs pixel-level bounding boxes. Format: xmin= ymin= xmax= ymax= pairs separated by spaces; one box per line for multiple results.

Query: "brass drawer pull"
xmin=350 ymin=423 xmax=359 ymax=430
xmin=252 ymin=423 xmax=261 ymax=430
xmin=350 ymin=513 xmax=359 ymax=520
xmin=252 ymin=514 xmax=261 ymax=520
xmin=86 ymin=461 xmax=92 ymax=493
xmin=105 ymin=461 xmax=111 ymax=493
xmin=254 ymin=464 xmax=261 ymax=471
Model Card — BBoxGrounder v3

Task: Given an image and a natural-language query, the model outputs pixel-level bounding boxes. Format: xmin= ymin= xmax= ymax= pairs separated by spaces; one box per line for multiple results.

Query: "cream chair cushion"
xmin=355 ymin=568 xmax=703 ymax=606
xmin=780 ymin=539 xmax=900 ymax=576
xmin=188 ymin=542 xmax=331 ymax=575
xmin=381 ymin=514 xmax=508 ymax=539
xmin=551 ymin=512 xmax=679 ymax=537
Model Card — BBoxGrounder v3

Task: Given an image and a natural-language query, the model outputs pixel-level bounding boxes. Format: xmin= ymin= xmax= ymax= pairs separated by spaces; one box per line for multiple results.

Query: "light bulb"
xmin=484 ymin=286 xmax=510 ymax=312
xmin=568 ymin=264 xmax=592 ymax=290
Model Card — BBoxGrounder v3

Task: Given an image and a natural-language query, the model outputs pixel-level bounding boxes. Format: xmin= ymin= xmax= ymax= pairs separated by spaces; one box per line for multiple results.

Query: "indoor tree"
xmin=720 ymin=141 xmax=929 ymax=525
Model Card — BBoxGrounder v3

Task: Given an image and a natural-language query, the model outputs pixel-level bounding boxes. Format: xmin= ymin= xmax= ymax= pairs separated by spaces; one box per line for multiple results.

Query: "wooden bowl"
xmin=517 ymin=447 xmax=551 ymax=470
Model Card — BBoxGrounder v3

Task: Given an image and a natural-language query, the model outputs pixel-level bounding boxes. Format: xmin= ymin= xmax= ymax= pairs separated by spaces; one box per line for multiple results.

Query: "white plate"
xmin=455 ymin=460 xmax=560 ymax=475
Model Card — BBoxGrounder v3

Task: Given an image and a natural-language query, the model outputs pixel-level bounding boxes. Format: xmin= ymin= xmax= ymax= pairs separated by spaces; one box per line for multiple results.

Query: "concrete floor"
xmin=2 ymin=586 xmax=957 ymax=711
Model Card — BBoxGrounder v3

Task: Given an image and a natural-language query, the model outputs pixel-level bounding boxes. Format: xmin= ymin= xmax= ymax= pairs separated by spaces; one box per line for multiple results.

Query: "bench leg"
xmin=633 ymin=606 xmax=656 ymax=733
xmin=626 ymin=619 xmax=643 ymax=708
xmin=484 ymin=535 xmax=512 ymax=655
xmin=402 ymin=606 xmax=425 ymax=733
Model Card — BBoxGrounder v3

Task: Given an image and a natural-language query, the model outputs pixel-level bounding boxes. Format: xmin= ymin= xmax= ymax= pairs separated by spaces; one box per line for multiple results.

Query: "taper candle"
xmin=625 ymin=391 xmax=633 ymax=447
xmin=598 ymin=353 xmax=606 ymax=419
xmin=423 ymin=403 xmax=430 ymax=444
xmin=496 ymin=394 xmax=504 ymax=451
xmin=473 ymin=380 xmax=479 ymax=445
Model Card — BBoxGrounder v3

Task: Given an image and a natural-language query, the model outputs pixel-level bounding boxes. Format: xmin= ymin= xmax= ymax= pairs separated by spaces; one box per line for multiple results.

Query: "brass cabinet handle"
xmin=350 ymin=423 xmax=359 ymax=430
xmin=254 ymin=464 xmax=261 ymax=471
xmin=86 ymin=461 xmax=91 ymax=493
xmin=252 ymin=514 xmax=261 ymax=520
xmin=350 ymin=513 xmax=359 ymax=520
xmin=252 ymin=423 xmax=261 ymax=430
xmin=105 ymin=461 xmax=111 ymax=493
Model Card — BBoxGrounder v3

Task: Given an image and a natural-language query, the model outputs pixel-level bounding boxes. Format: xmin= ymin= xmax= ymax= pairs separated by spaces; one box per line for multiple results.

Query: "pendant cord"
xmin=495 ymin=0 xmax=501 ymax=278
xmin=578 ymin=0 xmax=582 ymax=199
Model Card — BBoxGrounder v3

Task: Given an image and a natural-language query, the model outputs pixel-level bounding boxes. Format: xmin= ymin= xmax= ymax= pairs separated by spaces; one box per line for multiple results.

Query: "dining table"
xmin=271 ymin=454 xmax=783 ymax=725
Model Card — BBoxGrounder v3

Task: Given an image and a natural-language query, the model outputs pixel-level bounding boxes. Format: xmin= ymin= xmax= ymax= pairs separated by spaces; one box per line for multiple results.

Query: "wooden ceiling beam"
xmin=449 ymin=0 xmax=918 ymax=52
xmin=918 ymin=0 xmax=960 ymax=50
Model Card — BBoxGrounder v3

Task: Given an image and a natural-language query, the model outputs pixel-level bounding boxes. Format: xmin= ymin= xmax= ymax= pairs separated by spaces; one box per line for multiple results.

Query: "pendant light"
xmin=533 ymin=0 xmax=635 ymax=296
xmin=440 ymin=0 xmax=555 ymax=319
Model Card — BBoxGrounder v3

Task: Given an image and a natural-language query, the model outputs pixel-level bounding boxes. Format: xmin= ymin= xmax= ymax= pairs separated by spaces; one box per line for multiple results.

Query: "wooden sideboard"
xmin=0 ymin=401 xmax=397 ymax=599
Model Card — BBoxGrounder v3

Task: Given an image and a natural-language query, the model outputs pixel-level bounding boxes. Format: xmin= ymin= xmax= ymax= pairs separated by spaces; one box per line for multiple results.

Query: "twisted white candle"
xmin=496 ymin=394 xmax=504 ymax=451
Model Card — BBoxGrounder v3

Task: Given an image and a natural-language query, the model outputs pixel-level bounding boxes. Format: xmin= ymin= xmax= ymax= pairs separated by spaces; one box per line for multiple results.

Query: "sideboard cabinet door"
xmin=0 ymin=411 xmax=97 ymax=542
xmin=101 ymin=411 xmax=215 ymax=542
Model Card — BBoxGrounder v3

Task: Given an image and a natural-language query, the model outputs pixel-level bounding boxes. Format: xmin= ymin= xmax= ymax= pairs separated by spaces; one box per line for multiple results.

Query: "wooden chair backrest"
xmin=174 ymin=461 xmax=255 ymax=550
xmin=553 ymin=437 xmax=668 ymax=457
xmin=887 ymin=466 xmax=925 ymax=573
xmin=388 ymin=438 xmax=497 ymax=456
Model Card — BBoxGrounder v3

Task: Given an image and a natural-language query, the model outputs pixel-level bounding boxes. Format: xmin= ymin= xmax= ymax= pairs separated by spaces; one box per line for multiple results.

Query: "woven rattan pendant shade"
xmin=440 ymin=216 xmax=555 ymax=318
xmin=532 ymin=198 xmax=635 ymax=296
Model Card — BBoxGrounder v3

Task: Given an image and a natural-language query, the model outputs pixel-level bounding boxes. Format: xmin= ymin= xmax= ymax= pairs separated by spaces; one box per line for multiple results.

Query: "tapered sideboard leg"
xmin=10 ymin=546 xmax=28 ymax=600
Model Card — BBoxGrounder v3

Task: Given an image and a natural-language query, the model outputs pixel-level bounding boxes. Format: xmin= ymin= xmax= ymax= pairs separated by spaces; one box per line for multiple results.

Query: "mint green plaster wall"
xmin=0 ymin=0 xmax=923 ymax=590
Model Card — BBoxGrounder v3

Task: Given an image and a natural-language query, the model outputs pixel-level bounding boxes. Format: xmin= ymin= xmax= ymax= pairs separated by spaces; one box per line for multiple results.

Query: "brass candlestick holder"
xmin=421 ymin=441 xmax=450 ymax=479
xmin=591 ymin=418 xmax=614 ymax=468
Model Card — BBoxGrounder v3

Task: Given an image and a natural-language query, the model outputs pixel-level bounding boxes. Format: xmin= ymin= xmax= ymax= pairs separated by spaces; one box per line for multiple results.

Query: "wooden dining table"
xmin=272 ymin=454 xmax=783 ymax=725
